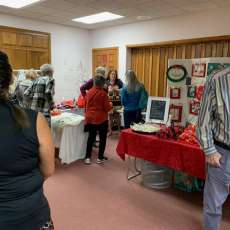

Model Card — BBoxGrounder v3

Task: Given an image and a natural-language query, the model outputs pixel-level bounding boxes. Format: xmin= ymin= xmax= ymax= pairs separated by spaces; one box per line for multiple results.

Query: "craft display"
xmin=189 ymin=100 xmax=200 ymax=116
xmin=178 ymin=124 xmax=199 ymax=146
xmin=170 ymin=87 xmax=181 ymax=99
xmin=192 ymin=63 xmax=206 ymax=77
xmin=168 ymin=58 xmax=230 ymax=126
xmin=167 ymin=65 xmax=187 ymax=82
xmin=186 ymin=77 xmax=192 ymax=85
xmin=156 ymin=125 xmax=183 ymax=140
xmin=196 ymin=85 xmax=205 ymax=101
xmin=187 ymin=85 xmax=197 ymax=98
xmin=169 ymin=104 xmax=183 ymax=122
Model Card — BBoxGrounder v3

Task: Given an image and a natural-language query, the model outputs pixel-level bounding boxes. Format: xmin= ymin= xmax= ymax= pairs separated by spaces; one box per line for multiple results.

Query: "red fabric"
xmin=63 ymin=99 xmax=74 ymax=108
xmin=85 ymin=86 xmax=112 ymax=125
xmin=116 ymin=129 xmax=206 ymax=180
xmin=77 ymin=95 xmax=86 ymax=108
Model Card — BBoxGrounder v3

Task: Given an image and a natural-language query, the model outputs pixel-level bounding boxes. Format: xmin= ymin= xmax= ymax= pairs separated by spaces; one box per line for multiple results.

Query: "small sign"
xmin=146 ymin=97 xmax=170 ymax=124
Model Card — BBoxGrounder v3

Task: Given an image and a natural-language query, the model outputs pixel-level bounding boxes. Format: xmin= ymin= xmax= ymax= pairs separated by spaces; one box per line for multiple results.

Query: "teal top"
xmin=121 ymin=86 xmax=142 ymax=111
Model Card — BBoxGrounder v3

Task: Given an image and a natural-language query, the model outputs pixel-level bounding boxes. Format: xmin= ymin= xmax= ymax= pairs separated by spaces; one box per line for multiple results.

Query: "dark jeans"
xmin=85 ymin=121 xmax=108 ymax=159
xmin=124 ymin=110 xmax=142 ymax=128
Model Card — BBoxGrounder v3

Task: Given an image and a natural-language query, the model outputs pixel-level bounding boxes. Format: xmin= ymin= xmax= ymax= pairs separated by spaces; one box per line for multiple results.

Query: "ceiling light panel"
xmin=72 ymin=12 xmax=124 ymax=24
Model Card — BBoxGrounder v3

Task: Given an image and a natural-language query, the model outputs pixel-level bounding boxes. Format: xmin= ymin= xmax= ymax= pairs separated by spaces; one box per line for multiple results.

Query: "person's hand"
xmin=108 ymin=85 xmax=113 ymax=92
xmin=206 ymin=152 xmax=222 ymax=167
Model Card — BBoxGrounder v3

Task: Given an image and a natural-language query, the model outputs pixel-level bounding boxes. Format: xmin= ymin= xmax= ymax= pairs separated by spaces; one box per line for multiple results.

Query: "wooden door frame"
xmin=92 ymin=47 xmax=119 ymax=74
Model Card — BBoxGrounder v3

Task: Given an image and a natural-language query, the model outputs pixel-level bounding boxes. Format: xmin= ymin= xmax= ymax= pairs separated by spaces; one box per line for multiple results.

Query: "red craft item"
xmin=178 ymin=124 xmax=199 ymax=146
xmin=77 ymin=95 xmax=86 ymax=108
xmin=157 ymin=125 xmax=183 ymax=140
xmin=170 ymin=87 xmax=181 ymax=99
xmin=192 ymin=63 xmax=206 ymax=77
xmin=63 ymin=99 xmax=74 ymax=108
xmin=196 ymin=85 xmax=205 ymax=101
xmin=170 ymin=104 xmax=183 ymax=122
xmin=189 ymin=100 xmax=200 ymax=115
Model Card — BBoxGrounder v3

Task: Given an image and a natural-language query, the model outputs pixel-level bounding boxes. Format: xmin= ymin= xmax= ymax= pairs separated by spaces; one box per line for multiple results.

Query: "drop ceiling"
xmin=0 ymin=0 xmax=228 ymax=30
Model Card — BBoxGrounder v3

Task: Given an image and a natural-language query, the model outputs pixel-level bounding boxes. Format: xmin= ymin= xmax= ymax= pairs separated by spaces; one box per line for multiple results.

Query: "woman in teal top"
xmin=121 ymin=69 xmax=148 ymax=128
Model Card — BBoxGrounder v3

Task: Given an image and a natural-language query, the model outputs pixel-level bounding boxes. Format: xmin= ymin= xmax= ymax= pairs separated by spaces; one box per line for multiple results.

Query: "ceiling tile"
xmin=179 ymin=2 xmax=217 ymax=12
xmin=113 ymin=7 xmax=142 ymax=17
xmin=66 ymin=6 xmax=98 ymax=16
xmin=39 ymin=0 xmax=78 ymax=10
xmin=0 ymin=0 xmax=223 ymax=29
xmin=210 ymin=0 xmax=230 ymax=7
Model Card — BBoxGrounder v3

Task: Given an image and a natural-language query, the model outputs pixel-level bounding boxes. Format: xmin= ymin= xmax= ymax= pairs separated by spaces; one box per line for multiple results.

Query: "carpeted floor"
xmin=44 ymin=135 xmax=230 ymax=230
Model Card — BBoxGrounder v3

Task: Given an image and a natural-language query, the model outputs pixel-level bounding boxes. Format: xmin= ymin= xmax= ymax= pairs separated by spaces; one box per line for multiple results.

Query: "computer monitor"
xmin=145 ymin=97 xmax=170 ymax=124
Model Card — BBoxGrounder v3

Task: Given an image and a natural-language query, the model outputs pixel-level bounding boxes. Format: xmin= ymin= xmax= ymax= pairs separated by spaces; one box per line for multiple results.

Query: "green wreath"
xmin=167 ymin=65 xmax=187 ymax=82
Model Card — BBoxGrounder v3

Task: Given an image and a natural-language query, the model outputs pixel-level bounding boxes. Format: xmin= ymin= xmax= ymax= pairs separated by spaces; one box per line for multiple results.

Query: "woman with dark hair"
xmin=107 ymin=69 xmax=123 ymax=90
xmin=0 ymin=51 xmax=55 ymax=229
xmin=107 ymin=70 xmax=123 ymax=135
xmin=84 ymin=75 xmax=113 ymax=165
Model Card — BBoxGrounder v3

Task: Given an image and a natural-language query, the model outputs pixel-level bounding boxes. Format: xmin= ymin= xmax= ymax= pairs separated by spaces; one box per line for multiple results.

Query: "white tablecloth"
xmin=51 ymin=113 xmax=88 ymax=164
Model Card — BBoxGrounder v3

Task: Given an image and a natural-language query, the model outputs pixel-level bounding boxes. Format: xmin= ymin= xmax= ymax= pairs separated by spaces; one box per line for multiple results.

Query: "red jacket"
xmin=85 ymin=86 xmax=112 ymax=125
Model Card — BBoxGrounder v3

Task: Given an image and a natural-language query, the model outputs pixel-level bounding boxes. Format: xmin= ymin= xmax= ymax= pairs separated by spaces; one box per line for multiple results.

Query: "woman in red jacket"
xmin=84 ymin=75 xmax=113 ymax=165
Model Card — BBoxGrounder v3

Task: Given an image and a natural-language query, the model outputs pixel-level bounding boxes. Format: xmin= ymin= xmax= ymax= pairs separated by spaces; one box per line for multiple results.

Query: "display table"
xmin=116 ymin=129 xmax=206 ymax=180
xmin=51 ymin=111 xmax=88 ymax=164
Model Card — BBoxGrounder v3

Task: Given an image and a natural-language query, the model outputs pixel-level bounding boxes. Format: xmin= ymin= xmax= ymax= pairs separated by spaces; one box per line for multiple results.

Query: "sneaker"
xmin=96 ymin=158 xmax=105 ymax=164
xmin=84 ymin=158 xmax=91 ymax=165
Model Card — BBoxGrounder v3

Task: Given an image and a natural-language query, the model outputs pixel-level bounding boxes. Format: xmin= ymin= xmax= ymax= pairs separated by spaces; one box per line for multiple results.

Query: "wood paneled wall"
xmin=130 ymin=36 xmax=230 ymax=97
xmin=92 ymin=47 xmax=119 ymax=74
xmin=0 ymin=26 xmax=51 ymax=70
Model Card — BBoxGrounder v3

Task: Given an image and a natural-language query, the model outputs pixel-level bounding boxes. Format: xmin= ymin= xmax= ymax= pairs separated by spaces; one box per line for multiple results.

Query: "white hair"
xmin=95 ymin=66 xmax=106 ymax=76
xmin=40 ymin=64 xmax=54 ymax=76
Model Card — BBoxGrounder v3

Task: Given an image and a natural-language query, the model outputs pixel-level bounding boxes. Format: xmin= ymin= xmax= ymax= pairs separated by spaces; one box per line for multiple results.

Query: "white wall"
xmin=91 ymin=6 xmax=230 ymax=82
xmin=0 ymin=13 xmax=92 ymax=101
xmin=2 ymin=6 xmax=230 ymax=100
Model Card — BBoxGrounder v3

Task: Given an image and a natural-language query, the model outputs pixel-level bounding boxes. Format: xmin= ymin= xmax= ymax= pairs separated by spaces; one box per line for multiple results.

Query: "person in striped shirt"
xmin=197 ymin=68 xmax=230 ymax=230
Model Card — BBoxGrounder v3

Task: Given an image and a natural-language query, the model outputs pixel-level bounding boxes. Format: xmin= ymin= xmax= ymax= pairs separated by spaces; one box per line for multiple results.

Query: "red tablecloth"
xmin=116 ymin=129 xmax=206 ymax=180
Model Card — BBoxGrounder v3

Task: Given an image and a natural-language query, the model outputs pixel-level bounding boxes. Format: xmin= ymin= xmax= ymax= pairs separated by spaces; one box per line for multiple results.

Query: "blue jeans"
xmin=204 ymin=145 xmax=230 ymax=230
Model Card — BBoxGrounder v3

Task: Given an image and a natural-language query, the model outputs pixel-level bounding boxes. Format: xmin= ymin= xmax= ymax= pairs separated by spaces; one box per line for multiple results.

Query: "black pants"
xmin=85 ymin=121 xmax=108 ymax=159
xmin=124 ymin=110 xmax=142 ymax=128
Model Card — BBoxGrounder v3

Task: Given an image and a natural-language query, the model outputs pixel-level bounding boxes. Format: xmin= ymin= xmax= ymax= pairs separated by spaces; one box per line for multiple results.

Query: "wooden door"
xmin=29 ymin=51 xmax=49 ymax=69
xmin=0 ymin=26 xmax=51 ymax=70
xmin=1 ymin=47 xmax=28 ymax=69
xmin=92 ymin=47 xmax=118 ymax=74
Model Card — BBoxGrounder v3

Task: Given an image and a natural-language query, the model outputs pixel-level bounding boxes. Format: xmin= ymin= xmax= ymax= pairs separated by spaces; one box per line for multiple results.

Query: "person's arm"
xmin=37 ymin=112 xmax=55 ymax=179
xmin=117 ymin=79 xmax=123 ymax=89
xmin=24 ymin=83 xmax=33 ymax=98
xmin=45 ymin=79 xmax=55 ymax=109
xmin=196 ymin=78 xmax=217 ymax=155
xmin=80 ymin=79 xmax=93 ymax=96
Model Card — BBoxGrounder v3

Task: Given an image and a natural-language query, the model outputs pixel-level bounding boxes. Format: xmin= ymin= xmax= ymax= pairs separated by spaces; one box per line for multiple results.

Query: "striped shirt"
xmin=197 ymin=68 xmax=230 ymax=155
